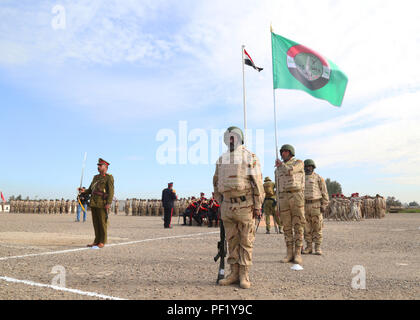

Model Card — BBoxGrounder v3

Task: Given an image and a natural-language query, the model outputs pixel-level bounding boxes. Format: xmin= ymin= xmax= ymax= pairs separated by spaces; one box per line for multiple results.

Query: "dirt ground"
xmin=0 ymin=212 xmax=418 ymax=300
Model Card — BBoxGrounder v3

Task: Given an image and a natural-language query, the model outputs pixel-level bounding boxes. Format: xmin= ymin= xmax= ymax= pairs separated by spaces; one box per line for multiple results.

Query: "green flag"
xmin=271 ymin=32 xmax=348 ymax=107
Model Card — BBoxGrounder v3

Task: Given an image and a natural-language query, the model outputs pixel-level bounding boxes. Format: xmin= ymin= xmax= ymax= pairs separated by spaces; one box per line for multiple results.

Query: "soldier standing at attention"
xmin=263 ymin=177 xmax=283 ymax=234
xmin=213 ymin=126 xmax=264 ymax=289
xmin=124 ymin=198 xmax=130 ymax=215
xmin=79 ymin=158 xmax=114 ymax=248
xmin=302 ymin=159 xmax=329 ymax=255
xmin=162 ymin=183 xmax=177 ymax=228
xmin=114 ymin=199 xmax=119 ymax=215
xmin=275 ymin=144 xmax=305 ymax=265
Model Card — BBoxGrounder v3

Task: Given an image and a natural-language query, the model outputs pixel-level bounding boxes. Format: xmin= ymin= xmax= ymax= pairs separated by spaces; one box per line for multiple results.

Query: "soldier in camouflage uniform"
xmin=79 ymin=158 xmax=114 ymax=248
xmin=375 ymin=194 xmax=386 ymax=219
xmin=302 ymin=159 xmax=329 ymax=255
xmin=275 ymin=144 xmax=306 ymax=265
xmin=114 ymin=199 xmax=119 ymax=215
xmin=139 ymin=200 xmax=146 ymax=216
xmin=213 ymin=127 xmax=264 ymax=289
xmin=262 ymin=177 xmax=282 ymax=234
xmin=124 ymin=199 xmax=130 ymax=215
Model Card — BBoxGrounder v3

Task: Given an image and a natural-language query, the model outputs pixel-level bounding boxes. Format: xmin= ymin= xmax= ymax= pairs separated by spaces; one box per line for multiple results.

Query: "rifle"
xmin=214 ymin=220 xmax=227 ymax=284
xmin=255 ymin=209 xmax=262 ymax=232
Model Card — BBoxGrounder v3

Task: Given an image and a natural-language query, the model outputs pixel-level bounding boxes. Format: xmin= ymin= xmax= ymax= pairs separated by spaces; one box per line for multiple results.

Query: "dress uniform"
xmin=80 ymin=158 xmax=114 ymax=248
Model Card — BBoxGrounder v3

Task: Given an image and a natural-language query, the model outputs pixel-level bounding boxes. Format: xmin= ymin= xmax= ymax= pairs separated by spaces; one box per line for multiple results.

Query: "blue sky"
xmin=1 ymin=0 xmax=419 ymax=203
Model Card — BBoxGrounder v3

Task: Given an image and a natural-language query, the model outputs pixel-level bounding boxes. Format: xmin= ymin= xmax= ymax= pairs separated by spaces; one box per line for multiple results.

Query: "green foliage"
xmin=386 ymin=196 xmax=402 ymax=207
xmin=325 ymin=178 xmax=342 ymax=198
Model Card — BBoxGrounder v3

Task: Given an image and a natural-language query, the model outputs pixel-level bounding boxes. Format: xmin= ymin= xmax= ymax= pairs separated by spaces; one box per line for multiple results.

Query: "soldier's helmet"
xmin=280 ymin=144 xmax=295 ymax=156
xmin=304 ymin=159 xmax=316 ymax=168
xmin=223 ymin=126 xmax=244 ymax=146
xmin=264 ymin=177 xmax=272 ymax=182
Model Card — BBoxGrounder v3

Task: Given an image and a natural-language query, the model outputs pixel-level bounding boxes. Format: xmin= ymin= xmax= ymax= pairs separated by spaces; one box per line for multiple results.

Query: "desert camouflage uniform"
xmin=275 ymin=158 xmax=306 ymax=262
xmin=303 ymin=172 xmax=329 ymax=253
xmin=213 ymin=144 xmax=264 ymax=287
xmin=263 ymin=177 xmax=282 ymax=233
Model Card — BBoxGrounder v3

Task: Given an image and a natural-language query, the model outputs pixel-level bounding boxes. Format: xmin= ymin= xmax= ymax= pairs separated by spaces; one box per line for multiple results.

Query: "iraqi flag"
xmin=271 ymin=31 xmax=348 ymax=106
xmin=244 ymin=49 xmax=263 ymax=72
xmin=1 ymin=192 xmax=5 ymax=203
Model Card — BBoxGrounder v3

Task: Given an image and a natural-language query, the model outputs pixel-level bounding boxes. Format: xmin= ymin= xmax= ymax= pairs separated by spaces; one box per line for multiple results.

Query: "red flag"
xmin=1 ymin=192 xmax=5 ymax=202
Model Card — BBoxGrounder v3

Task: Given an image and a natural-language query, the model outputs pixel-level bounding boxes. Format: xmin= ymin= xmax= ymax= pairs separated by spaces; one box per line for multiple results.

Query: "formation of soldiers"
xmin=9 ymin=199 xmax=78 ymax=214
xmin=8 ymin=195 xmax=221 ymax=223
xmin=120 ymin=195 xmax=220 ymax=227
xmin=324 ymin=193 xmax=387 ymax=221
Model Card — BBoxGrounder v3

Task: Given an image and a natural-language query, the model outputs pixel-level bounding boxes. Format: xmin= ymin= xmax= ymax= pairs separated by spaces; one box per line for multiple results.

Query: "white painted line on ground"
xmin=0 ymin=231 xmax=219 ymax=261
xmin=0 ymin=275 xmax=126 ymax=300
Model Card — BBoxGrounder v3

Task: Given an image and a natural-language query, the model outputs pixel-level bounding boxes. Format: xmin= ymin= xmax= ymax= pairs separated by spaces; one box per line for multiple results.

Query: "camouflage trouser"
xmin=221 ymin=190 xmax=256 ymax=266
xmin=263 ymin=198 xmax=282 ymax=231
xmin=278 ymin=191 xmax=306 ymax=248
xmin=304 ymin=200 xmax=323 ymax=245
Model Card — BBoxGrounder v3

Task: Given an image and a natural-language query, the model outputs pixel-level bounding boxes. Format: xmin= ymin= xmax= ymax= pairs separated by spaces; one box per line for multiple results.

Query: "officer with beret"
xmin=79 ymin=158 xmax=114 ymax=248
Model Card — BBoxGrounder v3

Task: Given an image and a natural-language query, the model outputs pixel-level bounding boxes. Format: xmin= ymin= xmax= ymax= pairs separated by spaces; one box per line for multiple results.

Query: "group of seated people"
xmin=182 ymin=192 xmax=220 ymax=227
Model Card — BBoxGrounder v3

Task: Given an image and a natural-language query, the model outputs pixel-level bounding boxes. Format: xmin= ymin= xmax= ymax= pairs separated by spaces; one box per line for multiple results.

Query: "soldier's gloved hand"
xmin=275 ymin=159 xmax=283 ymax=167
xmin=253 ymin=209 xmax=262 ymax=219
xmin=320 ymin=207 xmax=325 ymax=213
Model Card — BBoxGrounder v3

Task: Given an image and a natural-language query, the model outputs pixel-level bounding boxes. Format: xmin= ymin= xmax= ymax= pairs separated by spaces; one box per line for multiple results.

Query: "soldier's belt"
xmin=282 ymin=190 xmax=301 ymax=193
xmin=229 ymin=196 xmax=246 ymax=203
xmin=305 ymin=199 xmax=321 ymax=204
xmin=93 ymin=191 xmax=108 ymax=199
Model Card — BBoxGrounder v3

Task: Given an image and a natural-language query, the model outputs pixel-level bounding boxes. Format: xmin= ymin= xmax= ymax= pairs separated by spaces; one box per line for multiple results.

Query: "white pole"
xmin=270 ymin=27 xmax=279 ymax=160
xmin=271 ymin=25 xmax=281 ymax=213
xmin=241 ymin=45 xmax=247 ymax=146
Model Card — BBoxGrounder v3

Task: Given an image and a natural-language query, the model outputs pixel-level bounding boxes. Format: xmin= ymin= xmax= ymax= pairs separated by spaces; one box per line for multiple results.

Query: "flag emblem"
xmin=286 ymin=44 xmax=330 ymax=90
xmin=244 ymin=49 xmax=263 ymax=72
xmin=271 ymin=32 xmax=347 ymax=106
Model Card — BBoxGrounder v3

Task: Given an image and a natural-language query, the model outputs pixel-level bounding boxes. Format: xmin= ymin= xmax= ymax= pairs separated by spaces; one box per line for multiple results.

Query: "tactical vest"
xmin=304 ymin=173 xmax=322 ymax=200
xmin=263 ymin=181 xmax=275 ymax=197
xmin=217 ymin=146 xmax=255 ymax=195
xmin=275 ymin=158 xmax=304 ymax=193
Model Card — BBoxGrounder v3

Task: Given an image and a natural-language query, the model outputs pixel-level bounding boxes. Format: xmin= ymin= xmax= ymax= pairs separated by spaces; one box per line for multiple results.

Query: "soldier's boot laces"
xmin=302 ymin=243 xmax=313 ymax=254
xmin=219 ymin=264 xmax=240 ymax=286
xmin=281 ymin=244 xmax=294 ymax=263
xmin=294 ymin=246 xmax=303 ymax=265
xmin=239 ymin=265 xmax=251 ymax=289
xmin=314 ymin=244 xmax=322 ymax=255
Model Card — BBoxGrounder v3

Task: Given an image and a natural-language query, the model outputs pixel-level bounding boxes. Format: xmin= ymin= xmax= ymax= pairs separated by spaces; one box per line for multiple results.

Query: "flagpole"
xmin=241 ymin=44 xmax=247 ymax=146
xmin=271 ymin=24 xmax=281 ymax=220
xmin=270 ymin=26 xmax=279 ymax=160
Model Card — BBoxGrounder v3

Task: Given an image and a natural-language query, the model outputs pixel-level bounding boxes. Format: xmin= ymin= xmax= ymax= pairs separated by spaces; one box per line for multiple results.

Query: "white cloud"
xmin=295 ymin=91 xmax=420 ymax=185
